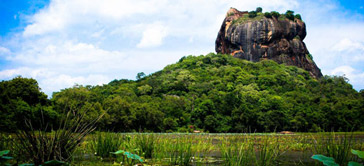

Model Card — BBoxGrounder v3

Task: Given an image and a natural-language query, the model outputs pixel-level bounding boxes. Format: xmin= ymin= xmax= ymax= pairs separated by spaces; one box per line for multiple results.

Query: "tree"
xmin=285 ymin=10 xmax=295 ymax=20
xmin=295 ymin=14 xmax=302 ymax=20
xmin=256 ymin=7 xmax=263 ymax=13
xmin=248 ymin=11 xmax=257 ymax=18
xmin=264 ymin=12 xmax=272 ymax=18
xmin=136 ymin=72 xmax=146 ymax=80
xmin=271 ymin=11 xmax=280 ymax=18
xmin=0 ymin=76 xmax=54 ymax=131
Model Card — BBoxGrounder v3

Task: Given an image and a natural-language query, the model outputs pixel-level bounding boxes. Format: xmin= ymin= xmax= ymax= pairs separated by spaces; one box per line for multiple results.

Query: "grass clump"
xmin=15 ymin=109 xmax=103 ymax=165
xmin=90 ymin=132 xmax=123 ymax=158
xmin=166 ymin=135 xmax=195 ymax=166
xmin=135 ymin=134 xmax=157 ymax=159
xmin=312 ymin=132 xmax=356 ymax=165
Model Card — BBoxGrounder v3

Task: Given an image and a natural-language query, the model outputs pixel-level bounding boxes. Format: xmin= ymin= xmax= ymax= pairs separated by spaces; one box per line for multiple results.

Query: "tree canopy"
xmin=1 ymin=54 xmax=363 ymax=132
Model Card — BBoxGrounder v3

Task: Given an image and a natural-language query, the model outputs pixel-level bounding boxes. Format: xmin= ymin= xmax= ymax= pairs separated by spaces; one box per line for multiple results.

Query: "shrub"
xmin=256 ymin=7 xmax=263 ymax=13
xmin=15 ymin=110 xmax=103 ymax=165
xmin=271 ymin=11 xmax=280 ymax=18
xmin=264 ymin=12 xmax=272 ymax=18
xmin=285 ymin=10 xmax=295 ymax=20
xmin=295 ymin=14 xmax=302 ymax=20
xmin=248 ymin=11 xmax=257 ymax=18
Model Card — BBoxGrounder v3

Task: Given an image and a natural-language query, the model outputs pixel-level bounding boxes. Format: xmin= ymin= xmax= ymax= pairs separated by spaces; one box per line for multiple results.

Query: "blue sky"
xmin=0 ymin=0 xmax=364 ymax=96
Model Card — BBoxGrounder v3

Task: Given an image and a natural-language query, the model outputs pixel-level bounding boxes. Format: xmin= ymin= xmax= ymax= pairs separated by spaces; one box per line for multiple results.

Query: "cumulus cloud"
xmin=1 ymin=0 xmax=364 ymax=96
xmin=333 ymin=39 xmax=364 ymax=52
xmin=137 ymin=22 xmax=169 ymax=48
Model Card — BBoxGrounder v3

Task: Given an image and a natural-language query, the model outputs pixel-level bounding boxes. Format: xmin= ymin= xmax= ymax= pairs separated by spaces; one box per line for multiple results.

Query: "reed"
xmin=90 ymin=132 xmax=123 ymax=158
xmin=312 ymin=132 xmax=355 ymax=165
xmin=15 ymin=109 xmax=103 ymax=165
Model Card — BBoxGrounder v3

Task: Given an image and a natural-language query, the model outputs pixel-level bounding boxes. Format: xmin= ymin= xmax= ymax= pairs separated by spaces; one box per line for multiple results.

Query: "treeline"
xmin=1 ymin=53 xmax=363 ymax=132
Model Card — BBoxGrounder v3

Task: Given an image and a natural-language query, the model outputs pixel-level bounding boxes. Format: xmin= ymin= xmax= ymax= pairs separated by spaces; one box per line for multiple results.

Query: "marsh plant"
xmin=15 ymin=109 xmax=103 ymax=165
xmin=110 ymin=150 xmax=144 ymax=165
xmin=90 ymin=132 xmax=123 ymax=158
xmin=220 ymin=139 xmax=255 ymax=166
xmin=135 ymin=134 xmax=157 ymax=158
xmin=312 ymin=132 xmax=355 ymax=165
xmin=166 ymin=135 xmax=195 ymax=166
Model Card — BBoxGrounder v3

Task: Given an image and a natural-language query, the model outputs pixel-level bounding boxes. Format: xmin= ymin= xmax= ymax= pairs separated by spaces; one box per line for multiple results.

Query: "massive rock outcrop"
xmin=216 ymin=8 xmax=322 ymax=78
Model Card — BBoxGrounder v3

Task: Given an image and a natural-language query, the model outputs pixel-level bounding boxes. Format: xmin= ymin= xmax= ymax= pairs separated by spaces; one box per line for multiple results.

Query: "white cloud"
xmin=2 ymin=0 xmax=364 ymax=95
xmin=333 ymin=39 xmax=364 ymax=52
xmin=137 ymin=22 xmax=169 ymax=48
xmin=0 ymin=46 xmax=11 ymax=55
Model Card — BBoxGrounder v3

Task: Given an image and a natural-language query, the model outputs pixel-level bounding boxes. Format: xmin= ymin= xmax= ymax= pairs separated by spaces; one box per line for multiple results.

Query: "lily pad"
xmin=348 ymin=161 xmax=364 ymax=166
xmin=352 ymin=149 xmax=364 ymax=159
xmin=311 ymin=155 xmax=339 ymax=166
xmin=0 ymin=150 xmax=10 ymax=156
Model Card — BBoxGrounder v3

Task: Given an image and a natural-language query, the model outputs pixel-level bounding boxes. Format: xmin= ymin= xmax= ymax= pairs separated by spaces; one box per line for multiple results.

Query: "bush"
xmin=15 ymin=110 xmax=103 ymax=165
xmin=271 ymin=11 xmax=280 ymax=18
xmin=264 ymin=12 xmax=272 ymax=18
xmin=295 ymin=14 xmax=302 ymax=20
xmin=285 ymin=10 xmax=295 ymax=20
xmin=248 ymin=11 xmax=257 ymax=18
xmin=256 ymin=7 xmax=263 ymax=13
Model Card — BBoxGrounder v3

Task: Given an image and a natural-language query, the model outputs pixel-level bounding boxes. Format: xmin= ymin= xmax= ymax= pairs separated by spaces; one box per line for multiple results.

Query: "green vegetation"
xmin=2 ymin=132 xmax=364 ymax=165
xmin=271 ymin=11 xmax=281 ymax=18
xmin=295 ymin=14 xmax=302 ymax=20
xmin=248 ymin=11 xmax=257 ymax=18
xmin=312 ymin=149 xmax=364 ymax=166
xmin=264 ymin=12 xmax=272 ymax=18
xmin=1 ymin=53 xmax=363 ymax=133
xmin=256 ymin=7 xmax=263 ymax=13
xmin=285 ymin=10 xmax=295 ymax=20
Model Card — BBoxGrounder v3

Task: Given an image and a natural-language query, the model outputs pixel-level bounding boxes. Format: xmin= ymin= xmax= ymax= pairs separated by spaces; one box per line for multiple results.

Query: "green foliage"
xmin=135 ymin=134 xmax=156 ymax=158
xmin=91 ymin=132 xmax=123 ymax=158
xmin=271 ymin=11 xmax=280 ymax=18
xmin=256 ymin=7 xmax=263 ymax=13
xmin=295 ymin=14 xmax=302 ymax=20
xmin=111 ymin=150 xmax=143 ymax=165
xmin=15 ymin=105 xmax=102 ymax=165
xmin=136 ymin=72 xmax=146 ymax=81
xmin=285 ymin=10 xmax=295 ymax=20
xmin=3 ymin=53 xmax=364 ymax=133
xmin=0 ymin=77 xmax=55 ymax=132
xmin=351 ymin=149 xmax=364 ymax=159
xmin=264 ymin=12 xmax=272 ymax=18
xmin=166 ymin=136 xmax=195 ymax=166
xmin=312 ymin=149 xmax=364 ymax=166
xmin=312 ymin=155 xmax=339 ymax=166
xmin=0 ymin=150 xmax=13 ymax=166
xmin=248 ymin=11 xmax=257 ymax=18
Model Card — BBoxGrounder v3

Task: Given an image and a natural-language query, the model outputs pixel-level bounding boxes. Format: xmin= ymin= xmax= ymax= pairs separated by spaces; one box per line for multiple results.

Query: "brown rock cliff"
xmin=215 ymin=8 xmax=322 ymax=78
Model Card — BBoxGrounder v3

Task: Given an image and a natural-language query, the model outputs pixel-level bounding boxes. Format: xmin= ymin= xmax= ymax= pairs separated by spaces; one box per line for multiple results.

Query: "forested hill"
xmin=1 ymin=53 xmax=364 ymax=132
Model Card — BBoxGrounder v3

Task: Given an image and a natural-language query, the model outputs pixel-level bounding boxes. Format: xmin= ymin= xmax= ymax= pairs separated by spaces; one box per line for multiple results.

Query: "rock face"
xmin=216 ymin=8 xmax=322 ymax=78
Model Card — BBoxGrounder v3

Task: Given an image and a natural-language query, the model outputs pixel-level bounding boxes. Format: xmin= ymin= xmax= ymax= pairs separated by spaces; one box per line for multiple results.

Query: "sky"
xmin=0 ymin=0 xmax=363 ymax=97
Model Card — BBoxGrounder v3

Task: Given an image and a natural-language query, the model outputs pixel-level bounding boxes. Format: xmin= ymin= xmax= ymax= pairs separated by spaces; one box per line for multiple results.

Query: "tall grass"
xmin=15 ymin=110 xmax=103 ymax=165
xmin=312 ymin=132 xmax=355 ymax=165
xmin=166 ymin=135 xmax=195 ymax=166
xmin=220 ymin=137 xmax=255 ymax=166
xmin=90 ymin=132 xmax=123 ymax=158
xmin=135 ymin=134 xmax=157 ymax=158
xmin=254 ymin=136 xmax=283 ymax=166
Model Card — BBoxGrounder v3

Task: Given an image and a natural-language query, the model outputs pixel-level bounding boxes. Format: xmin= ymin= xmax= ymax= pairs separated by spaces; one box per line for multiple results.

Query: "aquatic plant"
xmin=111 ymin=150 xmax=143 ymax=165
xmin=90 ymin=132 xmax=123 ymax=158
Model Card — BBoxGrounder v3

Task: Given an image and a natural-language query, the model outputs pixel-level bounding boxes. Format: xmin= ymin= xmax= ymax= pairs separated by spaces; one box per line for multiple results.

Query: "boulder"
xmin=216 ymin=8 xmax=322 ymax=78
